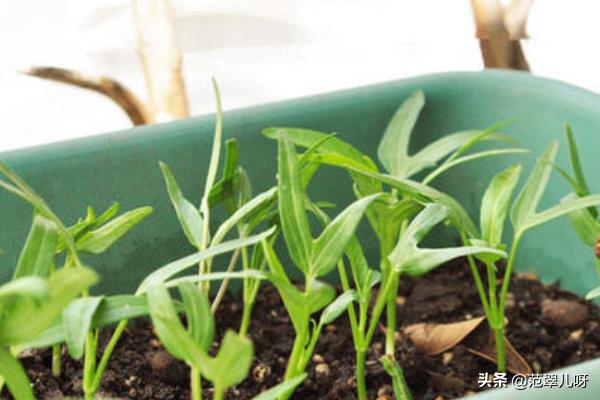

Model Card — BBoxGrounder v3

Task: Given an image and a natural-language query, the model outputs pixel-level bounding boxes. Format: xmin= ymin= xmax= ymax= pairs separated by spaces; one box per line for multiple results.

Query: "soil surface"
xmin=4 ymin=260 xmax=600 ymax=400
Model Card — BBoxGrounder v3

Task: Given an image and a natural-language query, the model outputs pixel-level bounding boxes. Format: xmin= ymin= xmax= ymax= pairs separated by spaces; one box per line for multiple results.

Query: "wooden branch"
xmin=24 ymin=66 xmax=151 ymax=125
xmin=132 ymin=0 xmax=189 ymax=122
xmin=470 ymin=0 xmax=532 ymax=71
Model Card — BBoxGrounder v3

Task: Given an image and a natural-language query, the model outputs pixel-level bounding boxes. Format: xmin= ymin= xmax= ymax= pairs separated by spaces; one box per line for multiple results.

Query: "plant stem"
xmin=284 ymin=330 xmax=306 ymax=381
xmin=211 ymin=247 xmax=241 ymax=313
xmin=83 ymin=331 xmax=97 ymax=399
xmin=213 ymin=384 xmax=224 ymax=400
xmin=493 ymin=328 xmax=506 ymax=373
xmin=366 ymin=269 xmax=398 ymax=346
xmin=595 ymin=258 xmax=600 ymax=282
xmin=239 ymin=301 xmax=252 ymax=337
xmin=498 ymin=233 xmax=522 ymax=317
xmin=51 ymin=344 xmax=61 ymax=377
xmin=356 ymin=349 xmax=367 ymax=400
xmin=385 ymin=278 xmax=399 ymax=356
xmin=90 ymin=319 xmax=129 ymax=393
xmin=191 ymin=366 xmax=202 ymax=400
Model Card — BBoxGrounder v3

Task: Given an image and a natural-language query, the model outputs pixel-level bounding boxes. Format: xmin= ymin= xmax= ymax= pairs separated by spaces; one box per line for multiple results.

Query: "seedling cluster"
xmin=2 ymin=82 xmax=600 ymax=400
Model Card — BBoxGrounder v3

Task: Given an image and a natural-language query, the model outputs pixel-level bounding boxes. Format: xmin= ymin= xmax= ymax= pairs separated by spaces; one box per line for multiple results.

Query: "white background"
xmin=0 ymin=0 xmax=599 ymax=152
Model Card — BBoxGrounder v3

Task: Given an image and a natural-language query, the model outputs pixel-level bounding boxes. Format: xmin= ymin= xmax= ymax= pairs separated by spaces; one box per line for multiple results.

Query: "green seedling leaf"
xmin=480 ymin=164 xmax=522 ymax=246
xmin=160 ymin=161 xmax=204 ymax=248
xmin=202 ymin=78 xmax=224 ymax=204
xmin=13 ymin=214 xmax=58 ymax=279
xmin=348 ymin=168 xmax=478 ymax=237
xmin=0 ymin=346 xmax=35 ymax=400
xmin=0 ymin=267 xmax=97 ymax=344
xmin=511 ymin=141 xmax=557 ymax=232
xmin=76 ymin=207 xmax=152 ymax=254
xmin=319 ymin=290 xmax=357 ymax=326
xmin=310 ymin=194 xmax=381 ymax=276
xmin=566 ymin=125 xmax=592 ymax=199
xmin=251 ymin=373 xmax=307 ymax=400
xmin=202 ymin=330 xmax=254 ymax=389
xmin=378 ymin=91 xmax=425 ymax=177
xmin=179 ymin=282 xmax=214 ymax=350
xmin=62 ymin=296 xmax=104 ymax=359
xmin=211 ymin=188 xmax=277 ymax=246
xmin=91 ymin=203 xmax=121 ymax=229
xmin=278 ymin=132 xmax=312 ymax=272
xmin=526 ymin=193 xmax=600 ymax=231
xmin=586 ymin=286 xmax=600 ymax=300
xmin=264 ymin=127 xmax=368 ymax=166
xmin=147 ymin=283 xmax=210 ymax=365
xmin=0 ymin=276 xmax=48 ymax=310
xmin=423 ymin=148 xmax=527 ymax=184
xmin=563 ymin=193 xmax=600 ymax=246
xmin=305 ymin=279 xmax=336 ymax=315
xmin=389 ymin=204 xmax=505 ymax=276
xmin=25 ymin=294 xmax=153 ymax=349
xmin=138 ymin=227 xmax=275 ymax=293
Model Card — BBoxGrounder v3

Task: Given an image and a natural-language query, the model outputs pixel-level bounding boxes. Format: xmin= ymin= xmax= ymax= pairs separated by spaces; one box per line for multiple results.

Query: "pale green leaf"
xmin=278 ymin=132 xmax=312 ymax=272
xmin=251 ymin=373 xmax=307 ymax=400
xmin=76 ymin=207 xmax=152 ymax=254
xmin=0 ymin=346 xmax=35 ymax=400
xmin=480 ymin=164 xmax=521 ymax=246
xmin=13 ymin=214 xmax=58 ymax=279
xmin=310 ymin=194 xmax=381 ymax=276
xmin=178 ymin=282 xmax=214 ymax=351
xmin=511 ymin=141 xmax=558 ymax=232
xmin=319 ymin=290 xmax=357 ymax=326
xmin=62 ymin=296 xmax=104 ymax=359
xmin=586 ymin=286 xmax=600 ymax=300
xmin=203 ymin=330 xmax=254 ymax=389
xmin=378 ymin=91 xmax=425 ymax=177
xmin=160 ymin=161 xmax=204 ymax=247
xmin=525 ymin=193 xmax=600 ymax=232
xmin=563 ymin=193 xmax=600 ymax=246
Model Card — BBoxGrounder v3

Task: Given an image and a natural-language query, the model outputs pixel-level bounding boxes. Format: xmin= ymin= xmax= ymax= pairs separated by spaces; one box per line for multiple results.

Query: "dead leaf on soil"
xmin=404 ymin=316 xmax=485 ymax=356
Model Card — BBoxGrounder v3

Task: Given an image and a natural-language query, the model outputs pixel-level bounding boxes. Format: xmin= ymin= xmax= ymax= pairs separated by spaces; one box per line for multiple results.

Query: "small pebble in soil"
xmin=315 ymin=363 xmax=331 ymax=381
xmin=541 ymin=299 xmax=588 ymax=328
xmin=148 ymin=350 xmax=187 ymax=384
xmin=312 ymin=354 xmax=325 ymax=363
xmin=442 ymin=351 xmax=454 ymax=365
xmin=252 ymin=362 xmax=271 ymax=383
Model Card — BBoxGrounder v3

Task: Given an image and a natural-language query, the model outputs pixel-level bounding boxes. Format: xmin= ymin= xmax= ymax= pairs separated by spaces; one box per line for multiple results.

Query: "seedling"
xmin=264 ymin=91 xmax=522 ymax=399
xmin=465 ymin=140 xmax=600 ymax=372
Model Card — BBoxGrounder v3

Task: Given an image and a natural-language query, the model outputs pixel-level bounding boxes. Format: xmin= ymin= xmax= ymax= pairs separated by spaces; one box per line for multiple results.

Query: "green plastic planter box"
xmin=1 ymin=70 xmax=600 ymax=398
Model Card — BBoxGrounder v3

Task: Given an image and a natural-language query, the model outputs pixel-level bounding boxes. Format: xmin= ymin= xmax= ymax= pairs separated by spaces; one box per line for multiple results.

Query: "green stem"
xmin=498 ymin=233 xmax=522 ymax=317
xmin=239 ymin=301 xmax=253 ymax=337
xmin=385 ymin=278 xmax=399 ymax=356
xmin=284 ymin=331 xmax=306 ymax=381
xmin=461 ymin=233 xmax=491 ymax=316
xmin=90 ymin=319 xmax=129 ymax=393
xmin=83 ymin=331 xmax=98 ymax=398
xmin=595 ymin=258 xmax=600 ymax=282
xmin=213 ymin=384 xmax=224 ymax=400
xmin=191 ymin=366 xmax=202 ymax=400
xmin=366 ymin=270 xmax=398 ymax=347
xmin=51 ymin=344 xmax=61 ymax=377
xmin=356 ymin=349 xmax=367 ymax=400
xmin=494 ymin=327 xmax=506 ymax=373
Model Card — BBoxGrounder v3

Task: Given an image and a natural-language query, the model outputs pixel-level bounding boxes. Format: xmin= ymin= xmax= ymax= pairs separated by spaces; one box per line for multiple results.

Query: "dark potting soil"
xmin=4 ymin=260 xmax=600 ymax=400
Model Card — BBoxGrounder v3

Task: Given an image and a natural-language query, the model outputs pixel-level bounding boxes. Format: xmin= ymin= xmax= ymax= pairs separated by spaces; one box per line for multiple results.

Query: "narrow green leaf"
xmin=423 ymin=148 xmax=527 ymax=184
xmin=178 ymin=282 xmax=214 ymax=351
xmin=147 ymin=283 xmax=209 ymax=366
xmin=0 ymin=276 xmax=48 ymax=310
xmin=565 ymin=126 xmax=597 ymax=218
xmin=137 ymin=227 xmax=275 ymax=293
xmin=0 ymin=346 xmax=35 ymax=400
xmin=563 ymin=193 xmax=600 ymax=246
xmin=62 ymin=296 xmax=104 ymax=359
xmin=480 ymin=164 xmax=522 ymax=246
xmin=511 ymin=141 xmax=558 ymax=232
xmin=160 ymin=162 xmax=204 ymax=247
xmin=278 ymin=132 xmax=312 ymax=272
xmin=526 ymin=193 xmax=600 ymax=232
xmin=13 ymin=214 xmax=58 ymax=279
xmin=319 ymin=290 xmax=357 ymax=326
xmin=310 ymin=194 xmax=381 ymax=276
xmin=202 ymin=78 xmax=224 ymax=202
xmin=263 ymin=127 xmax=368 ymax=165
xmin=305 ymin=279 xmax=336 ymax=315
xmin=378 ymin=91 xmax=425 ymax=177
xmin=91 ymin=203 xmax=121 ymax=229
xmin=203 ymin=330 xmax=254 ymax=389
xmin=76 ymin=207 xmax=152 ymax=254
xmin=251 ymin=373 xmax=307 ymax=400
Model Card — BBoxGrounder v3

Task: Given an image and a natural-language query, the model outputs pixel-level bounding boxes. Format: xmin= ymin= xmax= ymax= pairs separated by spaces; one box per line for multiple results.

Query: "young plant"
xmin=147 ymin=281 xmax=308 ymax=400
xmin=264 ymin=91 xmax=523 ymax=399
xmin=256 ymin=132 xmax=382 ymax=397
xmin=0 ymin=265 xmax=97 ymax=399
xmin=465 ymin=140 xmax=600 ymax=372
xmin=552 ymin=126 xmax=600 ymax=300
xmin=0 ymin=161 xmax=152 ymax=399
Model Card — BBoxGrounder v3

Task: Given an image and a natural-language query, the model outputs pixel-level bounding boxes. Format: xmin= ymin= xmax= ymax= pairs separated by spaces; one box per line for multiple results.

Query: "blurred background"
xmin=0 ymin=0 xmax=598 ymax=152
